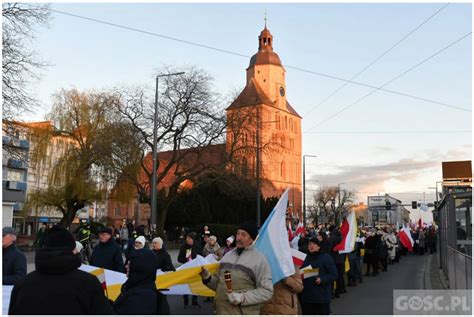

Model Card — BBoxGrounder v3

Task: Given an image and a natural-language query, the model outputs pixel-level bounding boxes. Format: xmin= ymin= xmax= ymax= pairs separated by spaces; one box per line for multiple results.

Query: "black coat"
xmin=91 ymin=238 xmax=125 ymax=273
xmin=177 ymin=243 xmax=202 ymax=264
xmin=330 ymin=230 xmax=344 ymax=264
xmin=2 ymin=244 xmax=26 ymax=285
xmin=8 ymin=248 xmax=113 ymax=315
xmin=154 ymin=248 xmax=175 ymax=272
xmin=113 ymin=249 xmax=160 ymax=315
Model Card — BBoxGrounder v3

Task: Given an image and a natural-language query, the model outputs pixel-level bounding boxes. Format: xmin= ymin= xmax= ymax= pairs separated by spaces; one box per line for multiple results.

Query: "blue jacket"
xmin=91 ymin=238 xmax=125 ymax=273
xmin=3 ymin=244 xmax=27 ymax=285
xmin=300 ymin=251 xmax=338 ymax=304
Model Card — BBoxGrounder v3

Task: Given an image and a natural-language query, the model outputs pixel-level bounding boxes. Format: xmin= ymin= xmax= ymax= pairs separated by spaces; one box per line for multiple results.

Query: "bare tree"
xmin=2 ymin=3 xmax=50 ymax=121
xmin=108 ymin=66 xmax=228 ymax=235
xmin=312 ymin=186 xmax=355 ymax=226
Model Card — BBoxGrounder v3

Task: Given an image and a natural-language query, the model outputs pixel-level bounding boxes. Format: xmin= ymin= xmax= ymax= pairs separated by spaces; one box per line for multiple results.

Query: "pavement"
xmin=23 ymin=249 xmax=445 ymax=315
xmin=331 ymin=252 xmax=445 ymax=315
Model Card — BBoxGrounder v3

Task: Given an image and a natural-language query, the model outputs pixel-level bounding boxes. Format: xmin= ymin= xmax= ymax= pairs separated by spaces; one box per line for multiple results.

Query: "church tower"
xmin=226 ymin=25 xmax=303 ymax=222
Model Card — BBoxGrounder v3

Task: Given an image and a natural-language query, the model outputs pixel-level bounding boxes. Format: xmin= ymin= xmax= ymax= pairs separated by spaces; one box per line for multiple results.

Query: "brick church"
xmin=107 ymin=25 xmax=302 ymax=225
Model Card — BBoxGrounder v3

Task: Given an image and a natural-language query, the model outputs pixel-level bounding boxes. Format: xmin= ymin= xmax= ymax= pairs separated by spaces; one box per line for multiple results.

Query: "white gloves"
xmin=200 ymin=267 xmax=211 ymax=280
xmin=227 ymin=292 xmax=244 ymax=305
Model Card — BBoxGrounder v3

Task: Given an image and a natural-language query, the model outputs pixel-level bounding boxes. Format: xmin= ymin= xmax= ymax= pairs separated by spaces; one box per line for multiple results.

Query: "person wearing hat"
xmin=199 ymin=221 xmax=273 ymax=315
xmin=8 ymin=225 xmax=113 ymax=315
xmin=178 ymin=231 xmax=203 ymax=308
xmin=113 ymin=248 xmax=161 ymax=314
xmin=300 ymin=237 xmax=338 ymax=315
xmin=223 ymin=235 xmax=235 ymax=255
xmin=2 ymin=227 xmax=26 ymax=285
xmin=91 ymin=227 xmax=125 ymax=273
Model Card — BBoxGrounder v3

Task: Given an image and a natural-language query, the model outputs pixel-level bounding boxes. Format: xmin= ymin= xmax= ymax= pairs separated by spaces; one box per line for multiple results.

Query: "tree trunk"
xmin=59 ymin=205 xmax=81 ymax=228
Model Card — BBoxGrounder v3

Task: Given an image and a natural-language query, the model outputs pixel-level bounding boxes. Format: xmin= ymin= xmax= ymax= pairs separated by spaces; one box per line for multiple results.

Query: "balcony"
xmin=2 ymin=180 xmax=27 ymax=191
xmin=2 ymin=136 xmax=30 ymax=149
xmin=7 ymin=159 xmax=28 ymax=170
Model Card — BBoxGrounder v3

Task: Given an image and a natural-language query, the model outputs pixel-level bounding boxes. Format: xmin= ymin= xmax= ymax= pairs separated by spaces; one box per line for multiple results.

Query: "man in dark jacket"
xmin=91 ymin=227 xmax=125 ymax=273
xmin=178 ymin=232 xmax=202 ymax=308
xmin=8 ymin=226 xmax=113 ymax=315
xmin=114 ymin=249 xmax=161 ymax=314
xmin=2 ymin=227 xmax=26 ymax=285
xmin=300 ymin=238 xmax=338 ymax=315
xmin=329 ymin=226 xmax=345 ymax=297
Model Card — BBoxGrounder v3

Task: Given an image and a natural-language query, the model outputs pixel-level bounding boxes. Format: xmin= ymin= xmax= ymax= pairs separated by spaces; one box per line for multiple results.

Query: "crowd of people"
xmin=2 ymin=218 xmax=437 ymax=315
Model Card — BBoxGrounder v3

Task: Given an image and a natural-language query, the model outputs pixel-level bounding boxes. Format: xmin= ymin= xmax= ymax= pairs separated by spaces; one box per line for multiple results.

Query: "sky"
xmin=21 ymin=2 xmax=472 ymax=220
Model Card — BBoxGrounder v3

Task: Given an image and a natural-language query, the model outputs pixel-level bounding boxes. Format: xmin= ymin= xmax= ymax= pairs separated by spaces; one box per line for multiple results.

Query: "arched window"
xmin=290 ymin=118 xmax=293 ymax=132
xmin=285 ymin=116 xmax=288 ymax=129
xmin=281 ymin=136 xmax=285 ymax=148
xmin=281 ymin=161 xmax=286 ymax=179
xmin=276 ymin=113 xmax=280 ymax=130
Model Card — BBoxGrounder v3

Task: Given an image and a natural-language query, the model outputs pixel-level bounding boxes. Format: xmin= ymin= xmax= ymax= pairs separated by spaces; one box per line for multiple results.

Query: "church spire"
xmin=258 ymin=23 xmax=273 ymax=51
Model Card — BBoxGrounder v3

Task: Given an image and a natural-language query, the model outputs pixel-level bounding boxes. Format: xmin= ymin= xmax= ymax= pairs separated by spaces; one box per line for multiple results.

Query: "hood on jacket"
xmin=35 ymin=247 xmax=82 ymax=275
xmin=123 ymin=249 xmax=158 ymax=291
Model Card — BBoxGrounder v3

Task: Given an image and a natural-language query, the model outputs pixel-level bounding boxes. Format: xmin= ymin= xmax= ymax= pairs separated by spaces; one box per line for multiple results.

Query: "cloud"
xmin=306 ymin=158 xmax=439 ymax=200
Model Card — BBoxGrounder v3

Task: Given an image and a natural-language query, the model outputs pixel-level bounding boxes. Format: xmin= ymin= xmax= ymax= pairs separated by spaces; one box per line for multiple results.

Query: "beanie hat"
xmin=309 ymin=237 xmax=322 ymax=246
xmin=226 ymin=235 xmax=235 ymax=244
xmin=186 ymin=232 xmax=197 ymax=241
xmin=238 ymin=221 xmax=258 ymax=240
xmin=44 ymin=225 xmax=76 ymax=250
xmin=135 ymin=236 xmax=146 ymax=247
xmin=98 ymin=227 xmax=113 ymax=235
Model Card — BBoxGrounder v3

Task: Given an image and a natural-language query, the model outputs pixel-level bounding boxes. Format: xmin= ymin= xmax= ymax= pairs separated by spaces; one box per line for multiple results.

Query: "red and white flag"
xmin=287 ymin=222 xmax=294 ymax=241
xmin=399 ymin=224 xmax=414 ymax=251
xmin=294 ymin=222 xmax=305 ymax=237
xmin=291 ymin=248 xmax=307 ymax=267
xmin=333 ymin=210 xmax=357 ymax=254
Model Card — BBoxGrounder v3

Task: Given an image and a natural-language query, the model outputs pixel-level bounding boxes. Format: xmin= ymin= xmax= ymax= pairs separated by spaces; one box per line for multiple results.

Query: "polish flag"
xmin=294 ymin=222 xmax=305 ymax=237
xmin=333 ymin=210 xmax=357 ymax=254
xmin=287 ymin=222 xmax=294 ymax=241
xmin=291 ymin=248 xmax=307 ymax=267
xmin=399 ymin=225 xmax=414 ymax=251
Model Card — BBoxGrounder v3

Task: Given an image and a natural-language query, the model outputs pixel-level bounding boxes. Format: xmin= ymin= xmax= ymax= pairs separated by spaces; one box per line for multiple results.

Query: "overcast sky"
xmin=23 ymin=2 xmax=472 ymax=220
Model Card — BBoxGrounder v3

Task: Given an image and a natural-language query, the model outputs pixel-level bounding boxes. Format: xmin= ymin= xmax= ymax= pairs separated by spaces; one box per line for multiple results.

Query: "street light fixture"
xmin=303 ymin=155 xmax=317 ymax=226
xmin=151 ymin=71 xmax=185 ymax=232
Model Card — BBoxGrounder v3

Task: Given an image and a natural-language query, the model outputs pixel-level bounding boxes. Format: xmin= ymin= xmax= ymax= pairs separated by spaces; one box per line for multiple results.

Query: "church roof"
xmin=226 ymin=78 xmax=302 ymax=118
xmin=227 ymin=78 xmax=273 ymax=109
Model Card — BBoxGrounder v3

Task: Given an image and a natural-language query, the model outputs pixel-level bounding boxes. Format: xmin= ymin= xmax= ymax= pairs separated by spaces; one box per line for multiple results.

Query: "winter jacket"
xmin=8 ymin=247 xmax=113 ymax=315
xmin=91 ymin=238 xmax=125 ymax=273
xmin=203 ymin=242 xmax=222 ymax=259
xmin=177 ymin=243 xmax=202 ymax=264
xmin=375 ymin=235 xmax=388 ymax=259
xmin=261 ymin=267 xmax=303 ymax=315
xmin=113 ymin=249 xmax=159 ymax=315
xmin=300 ymin=251 xmax=338 ymax=304
xmin=2 ymin=244 xmax=27 ymax=285
xmin=204 ymin=246 xmax=273 ymax=315
xmin=153 ymin=248 xmax=175 ymax=272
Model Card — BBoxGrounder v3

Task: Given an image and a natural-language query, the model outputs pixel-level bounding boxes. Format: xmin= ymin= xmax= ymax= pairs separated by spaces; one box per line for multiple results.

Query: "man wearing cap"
xmin=200 ymin=221 xmax=273 ymax=314
xmin=91 ymin=227 xmax=125 ymax=273
xmin=8 ymin=225 xmax=113 ymax=314
xmin=2 ymin=227 xmax=26 ymax=285
xmin=178 ymin=232 xmax=203 ymax=308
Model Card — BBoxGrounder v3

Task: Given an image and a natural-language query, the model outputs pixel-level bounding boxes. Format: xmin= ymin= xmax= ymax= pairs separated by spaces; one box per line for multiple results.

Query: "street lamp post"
xmin=337 ymin=182 xmax=345 ymax=226
xmin=303 ymin=155 xmax=317 ymax=226
xmin=151 ymin=72 xmax=185 ymax=232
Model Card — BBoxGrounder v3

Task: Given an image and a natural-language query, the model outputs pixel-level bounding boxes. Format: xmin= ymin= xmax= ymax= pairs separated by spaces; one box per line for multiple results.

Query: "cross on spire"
xmin=264 ymin=9 xmax=267 ymax=28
